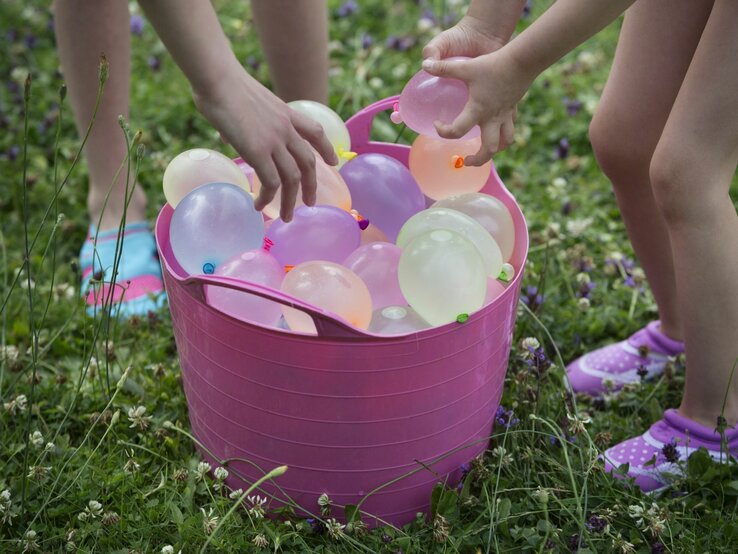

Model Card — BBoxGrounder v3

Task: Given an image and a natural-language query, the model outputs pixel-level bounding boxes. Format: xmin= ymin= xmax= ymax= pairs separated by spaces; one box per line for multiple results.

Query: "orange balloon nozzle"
xmin=452 ymin=155 xmax=464 ymax=169
xmin=284 ymin=265 xmax=295 ymax=274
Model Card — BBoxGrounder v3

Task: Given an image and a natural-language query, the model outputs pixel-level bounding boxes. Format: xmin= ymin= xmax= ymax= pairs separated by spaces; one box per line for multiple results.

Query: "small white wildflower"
xmin=21 ymin=529 xmax=40 ymax=553
xmin=44 ymin=442 xmax=55 ymax=453
xmin=552 ymin=177 xmax=567 ymax=188
xmin=195 ymin=461 xmax=211 ymax=481
xmin=127 ymin=405 xmax=152 ymax=431
xmin=247 ymin=495 xmax=267 ymax=519
xmin=491 ymin=446 xmax=513 ymax=466
xmin=575 ymin=272 xmax=591 ymax=285
xmin=214 ymin=466 xmax=229 ymax=481
xmin=325 ymin=517 xmax=346 ymax=539
xmin=566 ymin=217 xmax=593 ymax=237
xmin=29 ymin=430 xmax=44 ymax=448
xmin=88 ymin=356 xmax=99 ymax=372
xmin=0 ymin=488 xmax=15 ymax=524
xmin=201 ymin=507 xmax=219 ymax=535
xmin=161 ymin=546 xmax=174 ymax=554
xmin=567 ymin=412 xmax=592 ymax=435
xmin=252 ymin=533 xmax=269 ymax=548
xmin=1 ymin=344 xmax=19 ymax=364
xmin=369 ymin=77 xmax=384 ymax=90
xmin=124 ymin=456 xmax=141 ymax=474
xmin=612 ymin=533 xmax=636 ymax=554
xmin=544 ymin=221 xmax=562 ymax=239
xmin=317 ymin=493 xmax=331 ymax=508
xmin=4 ymin=393 xmax=28 ymax=415
xmin=228 ymin=488 xmax=243 ymax=500
xmin=627 ymin=503 xmax=645 ymax=528
xmin=532 ymin=486 xmax=549 ymax=505
xmin=54 ymin=283 xmax=75 ymax=300
xmin=521 ymin=337 xmax=540 ymax=353
xmin=391 ymin=63 xmax=409 ymax=79
xmin=577 ymin=297 xmax=591 ymax=312
xmin=79 ymin=500 xmax=103 ymax=521
xmin=27 ymin=465 xmax=52 ymax=482
xmin=416 ymin=17 xmax=434 ymax=33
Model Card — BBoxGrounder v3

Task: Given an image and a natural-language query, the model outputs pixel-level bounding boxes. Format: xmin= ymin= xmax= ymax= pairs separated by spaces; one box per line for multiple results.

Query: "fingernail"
xmin=422 ymin=59 xmax=434 ymax=71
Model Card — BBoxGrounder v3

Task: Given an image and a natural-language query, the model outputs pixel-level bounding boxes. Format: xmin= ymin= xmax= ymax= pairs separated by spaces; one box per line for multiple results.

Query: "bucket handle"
xmin=345 ymin=95 xmax=401 ymax=153
xmin=183 ymin=274 xmax=371 ymax=340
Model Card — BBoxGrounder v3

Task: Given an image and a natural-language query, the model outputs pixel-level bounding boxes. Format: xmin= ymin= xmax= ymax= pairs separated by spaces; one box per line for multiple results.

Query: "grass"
xmin=2 ymin=0 xmax=738 ymax=552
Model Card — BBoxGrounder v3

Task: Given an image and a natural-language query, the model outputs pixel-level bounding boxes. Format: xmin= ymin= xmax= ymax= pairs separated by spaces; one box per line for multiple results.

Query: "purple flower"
xmin=661 ymin=438 xmax=680 ymax=463
xmin=130 ymin=14 xmax=145 ymax=35
xmin=522 ymin=285 xmax=544 ymax=309
xmin=651 ymin=542 xmax=666 ymax=554
xmin=495 ymin=405 xmax=519 ymax=428
xmin=336 ymin=1 xmax=358 ymax=17
xmin=148 ymin=55 xmax=161 ymax=71
xmin=564 ymin=97 xmax=583 ymax=116
xmin=361 ymin=33 xmax=374 ymax=49
xmin=421 ymin=8 xmax=437 ymax=24
xmin=6 ymin=145 xmax=20 ymax=161
xmin=576 ymin=281 xmax=596 ymax=299
xmin=398 ymin=37 xmax=416 ymax=52
xmin=585 ymin=514 xmax=608 ymax=533
xmin=24 ymin=34 xmax=37 ymax=49
xmin=525 ymin=345 xmax=552 ymax=376
xmin=623 ymin=275 xmax=636 ymax=288
xmin=245 ymin=55 xmax=261 ymax=71
xmin=386 ymin=35 xmax=401 ymax=50
xmin=522 ymin=0 xmax=533 ymax=18
xmin=555 ymin=137 xmax=570 ymax=159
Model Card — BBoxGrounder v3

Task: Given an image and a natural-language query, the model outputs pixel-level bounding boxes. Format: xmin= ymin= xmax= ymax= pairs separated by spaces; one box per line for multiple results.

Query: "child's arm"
xmin=423 ymin=0 xmax=528 ymax=60
xmin=137 ymin=0 xmax=337 ymax=221
xmin=423 ymin=0 xmax=636 ymax=166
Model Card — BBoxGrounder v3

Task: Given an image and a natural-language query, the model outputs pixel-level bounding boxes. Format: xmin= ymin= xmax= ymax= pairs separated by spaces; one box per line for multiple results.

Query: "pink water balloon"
xmin=485 ymin=278 xmax=507 ymax=306
xmin=266 ymin=205 xmax=360 ymax=268
xmin=252 ymin=154 xmax=352 ymax=220
xmin=343 ymin=242 xmax=405 ymax=309
xmin=360 ymin=223 xmax=388 ymax=245
xmin=369 ymin=305 xmax=430 ymax=335
xmin=205 ymin=249 xmax=284 ymax=326
xmin=398 ymin=57 xmax=480 ymax=141
xmin=281 ymin=261 xmax=373 ymax=334
xmin=339 ymin=153 xmax=426 ymax=242
xmin=409 ymin=135 xmax=492 ymax=201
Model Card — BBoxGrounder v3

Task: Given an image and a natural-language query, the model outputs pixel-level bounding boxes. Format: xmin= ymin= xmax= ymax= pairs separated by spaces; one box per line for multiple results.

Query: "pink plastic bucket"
xmin=155 ymin=96 xmax=528 ymax=527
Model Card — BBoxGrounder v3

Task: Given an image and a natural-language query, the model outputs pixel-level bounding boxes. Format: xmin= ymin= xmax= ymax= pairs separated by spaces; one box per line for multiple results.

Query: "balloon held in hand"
xmin=399 ymin=57 xmax=480 ymax=141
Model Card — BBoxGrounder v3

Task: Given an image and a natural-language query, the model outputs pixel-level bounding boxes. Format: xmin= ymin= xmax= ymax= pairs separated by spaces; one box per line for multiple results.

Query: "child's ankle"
xmin=88 ymin=187 xmax=147 ymax=232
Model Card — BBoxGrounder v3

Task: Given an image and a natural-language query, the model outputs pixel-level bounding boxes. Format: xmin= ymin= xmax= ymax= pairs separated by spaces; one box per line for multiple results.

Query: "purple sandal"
xmin=566 ymin=321 xmax=684 ymax=395
xmin=602 ymin=409 xmax=738 ymax=492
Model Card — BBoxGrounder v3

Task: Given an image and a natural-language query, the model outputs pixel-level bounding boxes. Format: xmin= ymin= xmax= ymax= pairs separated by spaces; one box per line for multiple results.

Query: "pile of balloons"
xmin=165 ymin=96 xmax=517 ymax=336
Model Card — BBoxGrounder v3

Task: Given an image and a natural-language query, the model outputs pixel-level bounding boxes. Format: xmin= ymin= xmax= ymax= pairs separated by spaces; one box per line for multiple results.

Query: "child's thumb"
xmin=422 ymin=58 xmax=466 ymax=80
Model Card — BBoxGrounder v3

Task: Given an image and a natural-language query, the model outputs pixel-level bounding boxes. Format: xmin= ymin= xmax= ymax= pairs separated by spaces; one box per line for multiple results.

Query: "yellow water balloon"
xmin=288 ymin=100 xmax=354 ymax=168
xmin=398 ymin=229 xmax=486 ymax=326
xmin=396 ymin=208 xmax=503 ymax=278
xmin=163 ymin=148 xmax=251 ymax=207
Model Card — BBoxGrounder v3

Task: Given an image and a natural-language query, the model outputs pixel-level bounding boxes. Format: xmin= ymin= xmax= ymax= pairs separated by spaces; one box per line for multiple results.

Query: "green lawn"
xmin=2 ymin=1 xmax=738 ymax=552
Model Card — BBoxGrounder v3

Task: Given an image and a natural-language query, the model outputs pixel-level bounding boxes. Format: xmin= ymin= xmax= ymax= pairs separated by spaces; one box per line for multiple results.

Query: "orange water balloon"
xmin=409 ymin=136 xmax=492 ymax=201
xmin=281 ymin=261 xmax=372 ymax=334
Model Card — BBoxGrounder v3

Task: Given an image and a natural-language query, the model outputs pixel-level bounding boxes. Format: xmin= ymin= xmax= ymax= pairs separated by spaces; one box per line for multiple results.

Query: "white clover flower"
xmin=325 ymin=517 xmax=346 ymax=539
xmin=201 ymin=507 xmax=219 ymax=535
xmin=252 ymin=534 xmax=269 ymax=548
xmin=1 ymin=344 xmax=19 ymax=364
xmin=44 ymin=442 xmax=55 ymax=453
xmin=577 ymin=297 xmax=591 ymax=312
xmin=127 ymin=405 xmax=152 ymax=431
xmin=161 ymin=546 xmax=174 ymax=554
xmin=552 ymin=177 xmax=567 ymax=188
xmin=214 ymin=466 xmax=229 ymax=481
xmin=195 ymin=461 xmax=211 ymax=481
xmin=29 ymin=430 xmax=44 ymax=448
xmin=575 ymin=272 xmax=591 ymax=285
xmin=521 ymin=337 xmax=540 ymax=351
xmin=566 ymin=217 xmax=594 ymax=238
xmin=369 ymin=77 xmax=384 ymax=90
xmin=79 ymin=500 xmax=103 ymax=522
xmin=4 ymin=393 xmax=28 ymax=415
xmin=21 ymin=529 xmax=40 ymax=553
xmin=27 ymin=465 xmax=52 ymax=482
xmin=417 ymin=17 xmax=434 ymax=33
xmin=229 ymin=488 xmax=243 ymax=500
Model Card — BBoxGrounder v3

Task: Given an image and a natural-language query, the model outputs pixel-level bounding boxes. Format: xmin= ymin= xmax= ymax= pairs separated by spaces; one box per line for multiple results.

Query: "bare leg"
xmin=250 ymin=0 xmax=328 ymax=103
xmin=54 ymin=0 xmax=146 ymax=231
xmin=588 ymin=0 xmax=714 ymax=340
xmin=649 ymin=0 xmax=738 ymax=426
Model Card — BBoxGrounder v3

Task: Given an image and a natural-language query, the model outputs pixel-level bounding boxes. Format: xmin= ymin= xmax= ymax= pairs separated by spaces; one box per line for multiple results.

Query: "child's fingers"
xmin=465 ymin=122 xmax=501 ymax=166
xmin=288 ymin=139 xmax=318 ymax=208
xmin=291 ymin=112 xmax=338 ymax=166
xmin=273 ymin=148 xmax=302 ymax=223
xmin=422 ymin=37 xmax=444 ymax=61
xmin=500 ymin=116 xmax=515 ymax=149
xmin=435 ymin=107 xmax=477 ymax=140
xmin=252 ymin=158 xmax=282 ymax=213
xmin=421 ymin=58 xmax=469 ymax=80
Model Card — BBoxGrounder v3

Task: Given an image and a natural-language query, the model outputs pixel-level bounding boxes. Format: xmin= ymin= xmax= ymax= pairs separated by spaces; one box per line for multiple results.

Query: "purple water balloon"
xmin=169 ymin=182 xmax=265 ymax=275
xmin=343 ymin=242 xmax=405 ymax=309
xmin=205 ymin=249 xmax=284 ymax=326
xmin=266 ymin=205 xmax=361 ymax=267
xmin=339 ymin=154 xmax=425 ymax=242
xmin=398 ymin=57 xmax=480 ymax=141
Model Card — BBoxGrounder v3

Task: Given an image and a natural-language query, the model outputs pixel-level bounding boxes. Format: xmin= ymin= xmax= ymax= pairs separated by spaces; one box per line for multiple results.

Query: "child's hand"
xmin=422 ymin=52 xmax=532 ymax=166
xmin=423 ymin=15 xmax=508 ymax=61
xmin=193 ymin=71 xmax=338 ymax=222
